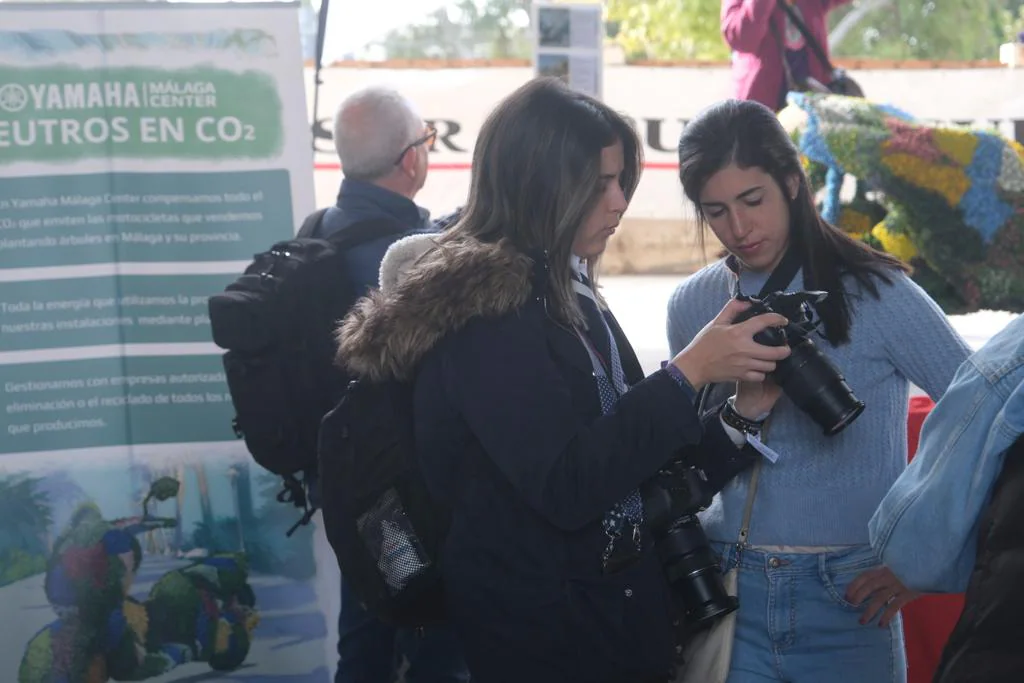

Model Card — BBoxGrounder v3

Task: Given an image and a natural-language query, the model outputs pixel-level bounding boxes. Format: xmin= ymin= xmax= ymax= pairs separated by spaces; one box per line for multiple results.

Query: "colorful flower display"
xmin=784 ymin=92 xmax=1024 ymax=313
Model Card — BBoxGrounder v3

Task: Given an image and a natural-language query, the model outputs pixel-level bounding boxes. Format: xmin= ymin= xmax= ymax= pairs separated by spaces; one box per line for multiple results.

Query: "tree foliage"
xmin=379 ymin=0 xmax=531 ymax=60
xmin=377 ymin=0 xmax=1024 ymax=62
xmin=0 ymin=476 xmax=52 ymax=554
xmin=0 ymin=476 xmax=52 ymax=585
xmin=606 ymin=0 xmax=728 ymax=61
xmin=1003 ymin=2 xmax=1024 ymax=43
xmin=828 ymin=0 xmax=1009 ymax=61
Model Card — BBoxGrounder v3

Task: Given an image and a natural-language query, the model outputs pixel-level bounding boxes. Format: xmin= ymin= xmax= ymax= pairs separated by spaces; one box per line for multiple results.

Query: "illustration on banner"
xmin=0 ymin=458 xmax=325 ymax=683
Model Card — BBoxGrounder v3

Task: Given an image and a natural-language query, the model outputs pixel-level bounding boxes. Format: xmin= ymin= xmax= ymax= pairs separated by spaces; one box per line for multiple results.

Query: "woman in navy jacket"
xmin=338 ymin=78 xmax=790 ymax=683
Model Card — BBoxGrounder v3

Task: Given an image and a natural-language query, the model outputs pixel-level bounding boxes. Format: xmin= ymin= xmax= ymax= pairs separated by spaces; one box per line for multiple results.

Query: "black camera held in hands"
xmin=641 ymin=462 xmax=737 ymax=631
xmin=733 ymin=290 xmax=865 ymax=436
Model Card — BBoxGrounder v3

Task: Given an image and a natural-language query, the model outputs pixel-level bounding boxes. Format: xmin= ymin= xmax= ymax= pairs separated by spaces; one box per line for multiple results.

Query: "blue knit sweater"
xmin=667 ymin=259 xmax=972 ymax=547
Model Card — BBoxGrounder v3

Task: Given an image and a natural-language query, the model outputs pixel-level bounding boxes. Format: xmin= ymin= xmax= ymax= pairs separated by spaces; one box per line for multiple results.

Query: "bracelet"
xmin=721 ymin=399 xmax=765 ymax=435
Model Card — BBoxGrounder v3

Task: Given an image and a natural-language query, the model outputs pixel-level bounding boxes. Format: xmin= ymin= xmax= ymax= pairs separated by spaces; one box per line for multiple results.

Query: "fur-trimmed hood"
xmin=336 ymin=234 xmax=538 ymax=381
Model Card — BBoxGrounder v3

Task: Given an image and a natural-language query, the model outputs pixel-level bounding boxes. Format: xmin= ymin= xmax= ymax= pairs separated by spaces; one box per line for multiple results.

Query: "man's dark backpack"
xmin=316 ymin=347 xmax=449 ymax=628
xmin=208 ymin=209 xmax=404 ymax=533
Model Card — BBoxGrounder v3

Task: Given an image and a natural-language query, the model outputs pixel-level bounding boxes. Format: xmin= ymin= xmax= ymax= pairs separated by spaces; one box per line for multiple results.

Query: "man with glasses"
xmin=309 ymin=86 xmax=469 ymax=683
xmin=310 ymin=86 xmax=437 ymax=288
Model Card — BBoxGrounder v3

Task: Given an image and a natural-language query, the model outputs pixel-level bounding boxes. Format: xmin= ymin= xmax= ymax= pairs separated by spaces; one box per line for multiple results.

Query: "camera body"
xmin=733 ymin=290 xmax=865 ymax=436
xmin=641 ymin=460 xmax=737 ymax=631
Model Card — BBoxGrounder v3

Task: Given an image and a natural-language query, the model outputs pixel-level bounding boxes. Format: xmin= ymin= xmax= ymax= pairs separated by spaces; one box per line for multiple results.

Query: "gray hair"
xmin=333 ymin=86 xmax=423 ymax=181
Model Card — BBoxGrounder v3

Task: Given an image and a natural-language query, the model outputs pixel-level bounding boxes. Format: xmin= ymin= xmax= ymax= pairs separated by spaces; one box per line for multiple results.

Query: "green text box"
xmin=0 ymin=65 xmax=283 ymax=163
xmin=0 ymin=273 xmax=235 ymax=352
xmin=1 ymin=354 xmax=237 ymax=454
xmin=0 ymin=170 xmax=293 ymax=267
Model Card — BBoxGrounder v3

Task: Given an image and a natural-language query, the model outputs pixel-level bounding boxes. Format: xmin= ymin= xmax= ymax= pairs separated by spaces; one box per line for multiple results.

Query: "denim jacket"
xmin=869 ymin=314 xmax=1024 ymax=593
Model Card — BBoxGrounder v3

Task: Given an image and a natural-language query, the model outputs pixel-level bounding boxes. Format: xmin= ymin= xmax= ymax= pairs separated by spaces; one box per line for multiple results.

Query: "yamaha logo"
xmin=0 ymin=83 xmax=28 ymax=113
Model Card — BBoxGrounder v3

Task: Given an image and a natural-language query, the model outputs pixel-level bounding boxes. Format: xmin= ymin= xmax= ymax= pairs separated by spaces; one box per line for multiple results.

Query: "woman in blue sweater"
xmin=666 ymin=99 xmax=972 ymax=683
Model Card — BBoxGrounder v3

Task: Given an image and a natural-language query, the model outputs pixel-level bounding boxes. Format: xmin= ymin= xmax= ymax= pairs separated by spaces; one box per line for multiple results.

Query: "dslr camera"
xmin=641 ymin=461 xmax=736 ymax=632
xmin=733 ymin=290 xmax=864 ymax=436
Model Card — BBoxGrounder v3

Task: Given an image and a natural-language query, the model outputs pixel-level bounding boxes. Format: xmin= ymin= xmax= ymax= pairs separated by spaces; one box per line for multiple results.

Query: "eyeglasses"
xmin=393 ymin=126 xmax=437 ymax=166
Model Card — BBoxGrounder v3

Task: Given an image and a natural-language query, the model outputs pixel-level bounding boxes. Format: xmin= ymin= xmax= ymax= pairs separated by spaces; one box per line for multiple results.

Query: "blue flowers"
xmin=789 ymin=92 xmax=841 ymax=173
xmin=961 ymin=132 xmax=1016 ymax=243
xmin=873 ymin=102 xmax=914 ymax=122
xmin=822 ymin=167 xmax=844 ymax=224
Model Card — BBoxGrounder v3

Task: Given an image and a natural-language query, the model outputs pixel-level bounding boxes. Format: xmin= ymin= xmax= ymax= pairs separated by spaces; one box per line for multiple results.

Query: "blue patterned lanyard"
xmin=571 ymin=275 xmax=645 ymax=569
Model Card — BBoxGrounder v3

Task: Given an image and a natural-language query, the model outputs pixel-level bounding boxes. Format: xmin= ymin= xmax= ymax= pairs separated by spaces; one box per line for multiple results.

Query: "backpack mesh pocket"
xmin=356 ymin=488 xmax=431 ymax=594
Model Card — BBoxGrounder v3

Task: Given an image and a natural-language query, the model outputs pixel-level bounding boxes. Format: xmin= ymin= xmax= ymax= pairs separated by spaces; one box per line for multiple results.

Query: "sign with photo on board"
xmin=531 ymin=1 xmax=604 ymax=100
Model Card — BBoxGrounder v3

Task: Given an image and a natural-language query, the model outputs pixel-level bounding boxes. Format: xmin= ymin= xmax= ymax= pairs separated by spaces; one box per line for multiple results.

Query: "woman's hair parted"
xmin=676 ymin=98 xmax=908 ymax=346
xmin=443 ymin=77 xmax=643 ymax=327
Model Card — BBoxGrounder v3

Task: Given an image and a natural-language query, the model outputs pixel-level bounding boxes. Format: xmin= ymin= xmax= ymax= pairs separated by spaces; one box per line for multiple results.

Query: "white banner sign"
xmin=306 ymin=65 xmax=1024 ymax=220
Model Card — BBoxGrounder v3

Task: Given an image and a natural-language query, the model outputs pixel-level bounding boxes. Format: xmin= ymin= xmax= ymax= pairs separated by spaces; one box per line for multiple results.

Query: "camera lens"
xmin=654 ymin=515 xmax=738 ymax=626
xmin=774 ymin=339 xmax=865 ymax=436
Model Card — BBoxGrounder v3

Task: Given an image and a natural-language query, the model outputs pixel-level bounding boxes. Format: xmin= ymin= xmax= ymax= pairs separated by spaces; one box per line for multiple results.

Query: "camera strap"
xmin=729 ymin=246 xmax=803 ymax=301
xmin=571 ymin=273 xmax=644 ymax=573
xmin=760 ymin=247 xmax=802 ymax=297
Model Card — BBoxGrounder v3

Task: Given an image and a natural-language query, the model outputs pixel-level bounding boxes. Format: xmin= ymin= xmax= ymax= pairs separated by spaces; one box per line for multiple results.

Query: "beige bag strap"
xmin=736 ymin=416 xmax=769 ymax=547
xmin=736 ymin=459 xmax=761 ymax=547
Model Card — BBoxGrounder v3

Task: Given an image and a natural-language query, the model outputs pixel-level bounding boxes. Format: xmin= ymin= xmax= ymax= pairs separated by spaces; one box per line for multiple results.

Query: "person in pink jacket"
xmin=721 ymin=0 xmax=852 ymax=111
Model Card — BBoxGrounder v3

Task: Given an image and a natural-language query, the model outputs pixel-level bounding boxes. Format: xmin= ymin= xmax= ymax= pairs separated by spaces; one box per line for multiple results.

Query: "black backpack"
xmin=208 ymin=209 xmax=405 ymax=533
xmin=317 ymin=374 xmax=450 ymax=627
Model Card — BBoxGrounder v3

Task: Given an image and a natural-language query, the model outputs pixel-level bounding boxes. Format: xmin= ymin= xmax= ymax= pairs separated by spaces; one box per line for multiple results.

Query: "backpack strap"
xmin=295 ymin=207 xmax=411 ymax=251
xmin=296 ymin=207 xmax=331 ymax=238
xmin=326 ymin=217 xmax=411 ymax=252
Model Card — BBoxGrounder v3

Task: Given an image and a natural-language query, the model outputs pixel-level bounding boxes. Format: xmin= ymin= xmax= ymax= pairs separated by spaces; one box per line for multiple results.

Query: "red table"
xmin=902 ymin=395 xmax=965 ymax=683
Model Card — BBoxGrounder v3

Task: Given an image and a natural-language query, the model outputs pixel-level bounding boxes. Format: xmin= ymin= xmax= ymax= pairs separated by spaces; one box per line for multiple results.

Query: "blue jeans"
xmin=712 ymin=543 xmax=907 ymax=683
xmin=336 ymin=579 xmax=471 ymax=683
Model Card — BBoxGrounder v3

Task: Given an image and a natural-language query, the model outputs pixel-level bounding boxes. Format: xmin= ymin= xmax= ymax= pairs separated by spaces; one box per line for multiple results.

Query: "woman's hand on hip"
xmin=672 ymin=298 xmax=790 ymax=391
xmin=846 ymin=565 xmax=921 ymax=627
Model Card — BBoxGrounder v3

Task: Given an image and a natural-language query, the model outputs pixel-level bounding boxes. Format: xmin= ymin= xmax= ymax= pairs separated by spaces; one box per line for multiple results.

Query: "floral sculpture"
xmin=783 ymin=92 xmax=1024 ymax=314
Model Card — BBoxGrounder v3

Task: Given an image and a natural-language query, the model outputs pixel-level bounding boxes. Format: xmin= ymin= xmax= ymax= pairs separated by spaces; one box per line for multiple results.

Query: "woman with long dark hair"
xmin=667 ymin=98 xmax=972 ymax=682
xmin=337 ymin=80 xmax=793 ymax=683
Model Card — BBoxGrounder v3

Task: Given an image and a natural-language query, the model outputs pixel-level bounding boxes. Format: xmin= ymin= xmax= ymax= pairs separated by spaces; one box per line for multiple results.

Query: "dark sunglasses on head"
xmin=394 ymin=126 xmax=437 ymax=166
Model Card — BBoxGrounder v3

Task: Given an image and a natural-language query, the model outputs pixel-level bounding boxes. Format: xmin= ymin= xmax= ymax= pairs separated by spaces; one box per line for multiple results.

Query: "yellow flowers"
xmin=882 ymin=153 xmax=971 ymax=208
xmin=871 ymin=223 xmax=918 ymax=262
xmin=932 ymin=128 xmax=978 ymax=166
xmin=122 ymin=599 xmax=149 ymax=639
xmin=837 ymin=208 xmax=874 ymax=238
xmin=215 ymin=617 xmax=233 ymax=654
